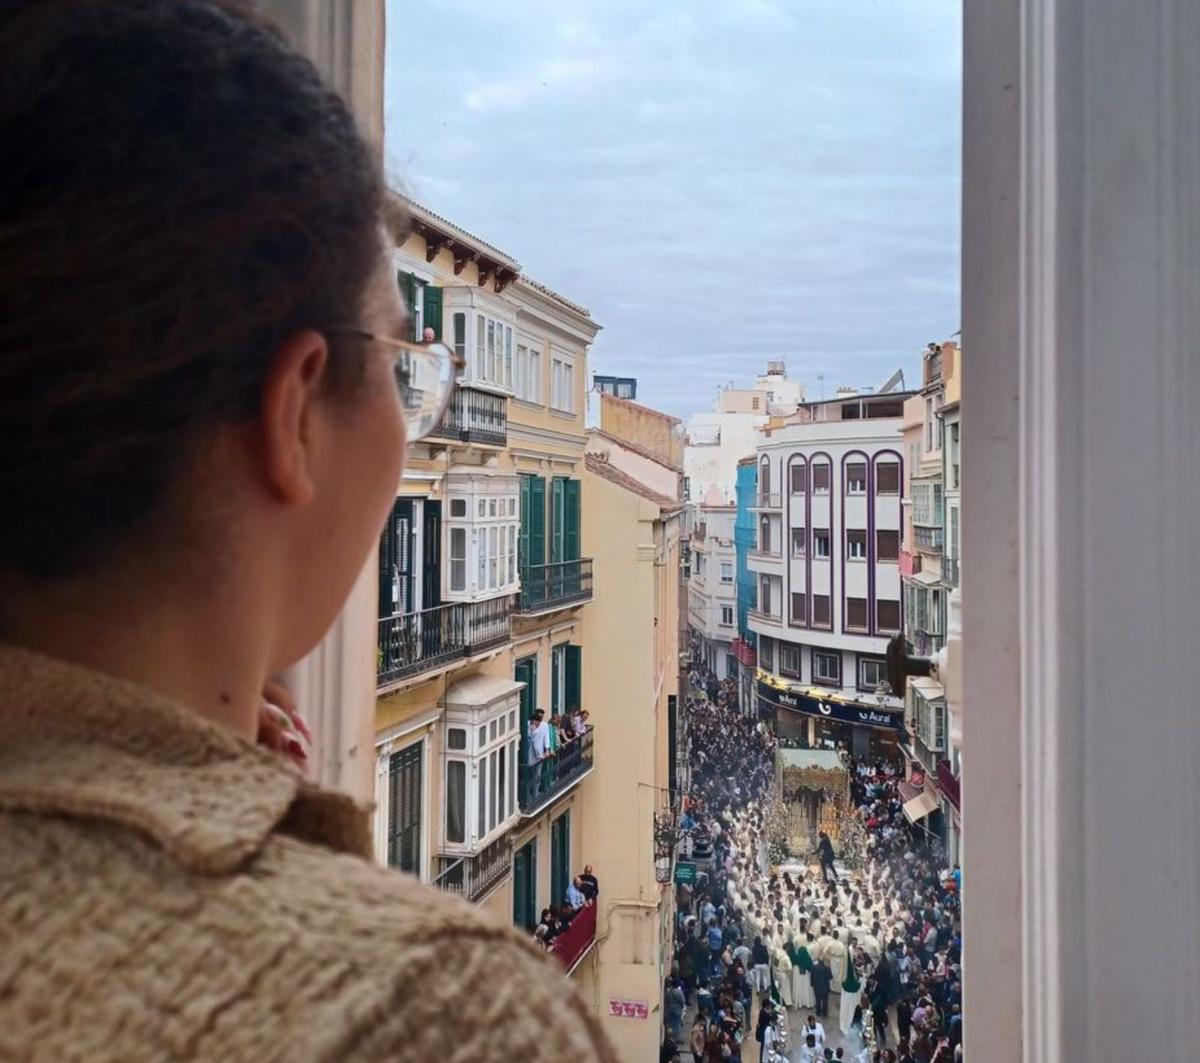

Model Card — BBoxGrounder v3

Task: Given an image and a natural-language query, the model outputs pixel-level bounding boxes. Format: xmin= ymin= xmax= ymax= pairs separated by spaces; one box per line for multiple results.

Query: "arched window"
xmin=759 ymin=516 xmax=771 ymax=553
xmin=759 ymin=455 xmax=771 ymax=497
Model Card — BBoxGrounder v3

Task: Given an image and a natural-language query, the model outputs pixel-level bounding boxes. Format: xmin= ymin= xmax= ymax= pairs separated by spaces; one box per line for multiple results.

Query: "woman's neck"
xmin=1 ymin=567 xmax=270 ymax=740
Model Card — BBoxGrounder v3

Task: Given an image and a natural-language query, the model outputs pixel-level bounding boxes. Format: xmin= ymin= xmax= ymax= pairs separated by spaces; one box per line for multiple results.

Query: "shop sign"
xmin=756 ymin=680 xmax=904 ymax=732
xmin=673 ymin=861 xmax=698 ymax=885
xmin=609 ymin=999 xmax=650 ymax=1019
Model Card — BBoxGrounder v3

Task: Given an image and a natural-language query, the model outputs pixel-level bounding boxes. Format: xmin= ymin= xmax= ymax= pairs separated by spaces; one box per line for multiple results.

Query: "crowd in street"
xmin=661 ymin=664 xmax=964 ymax=1063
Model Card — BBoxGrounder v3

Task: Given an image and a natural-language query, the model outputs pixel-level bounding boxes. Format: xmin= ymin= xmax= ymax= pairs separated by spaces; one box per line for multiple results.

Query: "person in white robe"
xmin=824 ymin=935 xmax=848 ymax=993
xmin=773 ymin=944 xmax=794 ymax=1008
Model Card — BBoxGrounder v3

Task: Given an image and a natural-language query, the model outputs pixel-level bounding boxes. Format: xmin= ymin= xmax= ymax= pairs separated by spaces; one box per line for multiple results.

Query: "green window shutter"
xmin=550 ymin=477 xmax=566 ymax=563
xmin=551 ymin=812 xmax=571 ymax=906
xmin=551 ymin=647 xmax=562 ymax=716
xmin=423 ymin=286 xmax=443 ymax=341
xmin=519 ymin=475 xmax=531 ymax=570
xmin=565 ymin=644 xmax=582 ymax=712
xmin=378 ymin=500 xmax=398 ymax=618
xmin=515 ymin=656 xmax=537 ymax=766
xmin=528 ymin=476 xmax=546 ymax=568
xmin=564 ymin=479 xmax=581 ymax=561
xmin=397 ymin=271 xmax=417 ymax=337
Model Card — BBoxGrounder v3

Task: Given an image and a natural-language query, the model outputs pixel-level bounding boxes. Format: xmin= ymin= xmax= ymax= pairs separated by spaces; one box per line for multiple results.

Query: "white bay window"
xmin=442 ymin=676 xmax=523 ymax=853
xmin=443 ymin=470 xmax=520 ymax=602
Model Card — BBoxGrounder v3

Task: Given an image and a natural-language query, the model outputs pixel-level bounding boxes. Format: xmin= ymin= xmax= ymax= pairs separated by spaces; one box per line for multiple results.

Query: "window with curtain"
xmin=446 ymin=760 xmax=466 ymax=844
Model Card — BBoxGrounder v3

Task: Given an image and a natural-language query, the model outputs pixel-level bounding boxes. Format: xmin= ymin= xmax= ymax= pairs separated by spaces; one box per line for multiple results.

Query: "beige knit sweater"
xmin=0 ymin=646 xmax=618 ymax=1062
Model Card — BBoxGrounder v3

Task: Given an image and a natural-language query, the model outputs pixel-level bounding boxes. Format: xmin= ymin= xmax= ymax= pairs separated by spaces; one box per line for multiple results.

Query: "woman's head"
xmin=0 ymin=1 xmax=402 ymax=668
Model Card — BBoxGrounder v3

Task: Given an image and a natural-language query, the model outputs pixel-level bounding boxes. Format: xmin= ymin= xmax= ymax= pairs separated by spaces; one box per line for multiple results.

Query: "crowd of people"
xmin=662 ymin=663 xmax=964 ymax=1063
xmin=533 ymin=864 xmax=599 ymax=949
xmin=525 ymin=704 xmax=592 ymax=804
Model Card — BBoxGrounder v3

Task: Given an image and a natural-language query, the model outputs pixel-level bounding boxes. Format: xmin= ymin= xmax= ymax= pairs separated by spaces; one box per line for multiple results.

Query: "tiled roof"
xmin=588 ymin=429 xmax=683 ymax=473
xmin=516 ymin=276 xmax=592 ymax=318
xmin=390 ymin=191 xmax=520 ymax=269
xmin=584 ymin=453 xmax=680 ymax=511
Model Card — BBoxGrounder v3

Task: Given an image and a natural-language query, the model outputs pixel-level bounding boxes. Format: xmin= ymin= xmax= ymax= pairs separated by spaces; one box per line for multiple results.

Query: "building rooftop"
xmin=584 ymin=453 xmax=680 ymax=511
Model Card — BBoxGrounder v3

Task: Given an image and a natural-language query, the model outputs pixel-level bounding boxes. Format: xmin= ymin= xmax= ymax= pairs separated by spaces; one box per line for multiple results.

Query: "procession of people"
xmin=663 ymin=661 xmax=964 ymax=1063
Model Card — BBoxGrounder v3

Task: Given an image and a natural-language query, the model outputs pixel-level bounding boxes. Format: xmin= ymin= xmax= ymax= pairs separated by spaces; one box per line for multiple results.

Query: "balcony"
xmin=941 ymin=555 xmax=960 ymax=587
xmin=912 ymin=628 xmax=945 ymax=656
xmin=377 ymin=596 xmax=513 ymax=687
xmin=937 ymin=759 xmax=961 ymax=812
xmin=747 ymin=607 xmax=782 ymax=628
xmin=428 ymin=385 xmax=507 ymax=447
xmin=520 ymin=728 xmax=594 ymax=816
xmin=516 ymin=558 xmax=594 ymax=614
xmin=549 ymin=900 xmax=597 ymax=974
xmin=432 ymin=835 xmax=512 ymax=904
xmin=751 ymin=492 xmax=782 ymax=510
xmin=914 ymin=525 xmax=944 ymax=551
xmin=748 ymin=546 xmax=782 ymax=562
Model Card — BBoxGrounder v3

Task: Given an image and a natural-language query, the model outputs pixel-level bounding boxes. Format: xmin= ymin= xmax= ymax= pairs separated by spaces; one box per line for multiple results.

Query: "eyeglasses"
xmin=327 ymin=327 xmax=464 ymax=441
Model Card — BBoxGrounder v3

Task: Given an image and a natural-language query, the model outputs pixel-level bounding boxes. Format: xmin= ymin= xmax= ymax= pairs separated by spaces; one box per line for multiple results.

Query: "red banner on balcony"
xmin=733 ymin=638 xmax=757 ymax=667
xmin=899 ymin=550 xmax=916 ymax=578
xmin=550 ymin=901 xmax=596 ymax=972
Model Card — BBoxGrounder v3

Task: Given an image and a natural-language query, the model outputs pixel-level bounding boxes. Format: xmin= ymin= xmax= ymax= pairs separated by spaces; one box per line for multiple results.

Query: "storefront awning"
xmin=902 ymin=789 xmax=940 ymax=823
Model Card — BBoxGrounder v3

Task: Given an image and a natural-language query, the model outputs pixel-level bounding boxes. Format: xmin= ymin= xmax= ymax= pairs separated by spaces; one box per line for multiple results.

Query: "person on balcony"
xmin=566 ymin=875 xmax=587 ymax=912
xmin=0 ymin=4 xmax=618 ymax=1059
xmin=527 ymin=709 xmax=550 ymax=803
xmin=579 ymin=863 xmax=600 ymax=900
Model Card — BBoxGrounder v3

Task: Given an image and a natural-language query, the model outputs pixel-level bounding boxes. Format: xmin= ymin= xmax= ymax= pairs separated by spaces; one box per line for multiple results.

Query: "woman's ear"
xmin=259 ymin=330 xmax=330 ymax=505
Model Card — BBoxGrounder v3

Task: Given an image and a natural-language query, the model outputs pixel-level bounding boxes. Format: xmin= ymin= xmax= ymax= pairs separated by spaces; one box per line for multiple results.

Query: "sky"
xmin=384 ymin=0 xmax=961 ymax=420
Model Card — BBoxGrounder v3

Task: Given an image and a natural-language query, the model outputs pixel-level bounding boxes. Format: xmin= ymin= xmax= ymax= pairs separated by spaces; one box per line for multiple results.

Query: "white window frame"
xmin=813 ymin=650 xmax=840 ymax=684
xmin=551 ymin=355 xmax=576 ymax=413
xmin=720 ymin=605 xmax=734 ymax=627
xmin=779 ymin=643 xmax=801 ymax=677
xmin=859 ymin=656 xmax=887 ymax=691
xmin=443 ymin=474 xmax=520 ymax=602
xmin=441 ymin=693 xmax=521 ymax=853
xmin=846 ymin=463 xmax=867 ymax=494
xmin=814 ymin=530 xmax=831 ymax=559
xmin=720 ymin=562 xmax=734 ymax=584
xmin=847 ymin=530 xmax=867 ymax=560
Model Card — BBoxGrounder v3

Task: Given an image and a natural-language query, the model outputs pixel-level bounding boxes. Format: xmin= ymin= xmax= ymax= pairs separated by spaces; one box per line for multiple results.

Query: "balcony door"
xmin=422 ymin=500 xmax=442 ymax=610
xmin=378 ymin=499 xmax=414 ymax=618
xmin=512 ymin=838 xmax=537 ymax=931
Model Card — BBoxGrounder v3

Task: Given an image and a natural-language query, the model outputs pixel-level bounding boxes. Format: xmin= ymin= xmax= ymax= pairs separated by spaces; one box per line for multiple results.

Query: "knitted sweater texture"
xmin=0 ymin=646 xmax=618 ymax=1062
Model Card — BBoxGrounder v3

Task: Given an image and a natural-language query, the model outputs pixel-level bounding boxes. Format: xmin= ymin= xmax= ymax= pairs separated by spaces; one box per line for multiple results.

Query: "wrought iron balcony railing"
xmin=516 ymin=558 xmax=594 ymax=613
xmin=377 ymin=596 xmax=513 ymax=687
xmin=432 ymin=835 xmax=513 ymax=904
xmin=428 ymin=385 xmax=507 ymax=447
xmin=519 ymin=728 xmax=594 ymax=815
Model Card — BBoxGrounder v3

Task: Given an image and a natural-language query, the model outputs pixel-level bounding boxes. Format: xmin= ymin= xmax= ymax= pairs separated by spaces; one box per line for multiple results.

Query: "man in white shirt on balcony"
xmin=527 ymin=709 xmax=550 ymax=804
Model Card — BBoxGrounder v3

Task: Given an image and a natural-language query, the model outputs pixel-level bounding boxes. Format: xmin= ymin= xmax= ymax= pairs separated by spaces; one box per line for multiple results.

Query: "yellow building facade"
xmin=371 ymin=197 xmax=601 ymax=980
xmin=576 ymin=396 xmax=684 ymax=1060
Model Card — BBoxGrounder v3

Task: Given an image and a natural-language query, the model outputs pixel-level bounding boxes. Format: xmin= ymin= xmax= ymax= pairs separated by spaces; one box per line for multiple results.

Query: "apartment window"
xmin=846 ymin=462 xmax=867 ymax=494
xmin=877 ymin=598 xmax=901 ymax=632
xmin=444 ymin=478 xmax=520 ymax=598
xmin=720 ymin=605 xmax=734 ymax=626
xmin=791 ymin=592 xmax=807 ymax=625
xmin=720 ymin=562 xmax=734 ymax=584
xmin=758 ymin=637 xmax=774 ymax=671
xmin=790 ymin=462 xmax=806 ymax=494
xmin=550 ymin=812 xmax=571 ymax=909
xmin=791 ymin=527 xmax=806 ymax=556
xmin=876 ymin=463 xmax=900 ymax=495
xmin=949 ymin=507 xmax=960 ymax=557
xmin=877 ymin=529 xmax=900 ymax=561
xmin=449 ymin=528 xmax=467 ymax=592
xmin=814 ymin=530 xmax=831 ymax=559
xmin=812 ymin=594 xmax=831 ymax=628
xmin=859 ymin=655 xmax=888 ymax=691
xmin=514 ymin=343 xmax=542 ymax=403
xmin=759 ymin=456 xmax=771 ymax=495
xmin=759 ymin=576 xmax=773 ymax=615
xmin=453 ymin=312 xmax=467 ymax=367
xmin=812 ymin=464 xmax=831 ymax=493
xmin=387 ymin=741 xmax=423 ymax=873
xmin=813 ymin=650 xmax=841 ymax=685
xmin=759 ymin=517 xmax=771 ymax=553
xmin=472 ymin=313 xmax=513 ymax=391
xmin=847 ymin=529 xmax=867 ymax=560
xmin=445 ymin=695 xmax=521 ymax=850
xmin=950 ymin=422 xmax=961 ymax=487
xmin=779 ymin=643 xmax=801 ymax=678
xmin=551 ymin=357 xmax=576 ymax=413
xmin=683 ymin=476 xmax=691 ymax=501
xmin=846 ymin=597 xmax=868 ymax=631
xmin=925 ymin=397 xmax=935 ymax=450
xmin=512 ymin=838 xmax=537 ymax=931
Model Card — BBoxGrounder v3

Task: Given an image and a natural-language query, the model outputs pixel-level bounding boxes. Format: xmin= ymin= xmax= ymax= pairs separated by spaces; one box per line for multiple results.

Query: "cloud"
xmin=384 ymin=0 xmax=961 ymax=417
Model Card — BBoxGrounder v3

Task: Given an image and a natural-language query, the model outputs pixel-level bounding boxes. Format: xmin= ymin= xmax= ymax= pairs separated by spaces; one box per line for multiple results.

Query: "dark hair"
xmin=0 ymin=0 xmax=383 ymax=580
